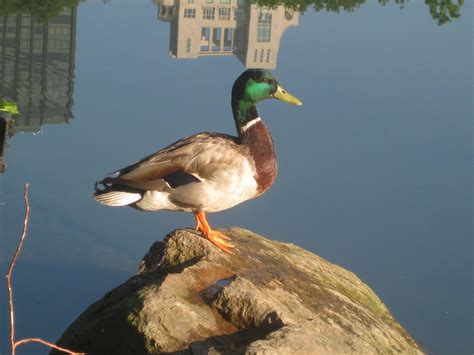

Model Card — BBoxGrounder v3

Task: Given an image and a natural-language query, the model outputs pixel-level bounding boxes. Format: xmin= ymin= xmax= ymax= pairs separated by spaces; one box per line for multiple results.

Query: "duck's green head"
xmin=232 ymin=69 xmax=303 ymax=107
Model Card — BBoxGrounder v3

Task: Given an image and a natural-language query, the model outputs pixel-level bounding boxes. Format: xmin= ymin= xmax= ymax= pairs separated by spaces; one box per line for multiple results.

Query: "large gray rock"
xmin=53 ymin=228 xmax=423 ymax=354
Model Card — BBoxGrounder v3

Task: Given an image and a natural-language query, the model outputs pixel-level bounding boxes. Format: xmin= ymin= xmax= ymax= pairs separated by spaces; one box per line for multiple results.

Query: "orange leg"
xmin=194 ymin=213 xmax=203 ymax=231
xmin=193 ymin=211 xmax=234 ymax=254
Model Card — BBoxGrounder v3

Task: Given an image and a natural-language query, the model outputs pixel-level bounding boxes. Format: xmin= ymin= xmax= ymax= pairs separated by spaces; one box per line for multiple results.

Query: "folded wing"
xmin=93 ymin=133 xmax=240 ymax=208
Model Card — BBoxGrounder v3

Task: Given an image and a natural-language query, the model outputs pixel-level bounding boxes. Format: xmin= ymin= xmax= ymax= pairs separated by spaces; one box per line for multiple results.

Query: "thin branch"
xmin=6 ymin=183 xmax=30 ymax=353
xmin=5 ymin=183 xmax=85 ymax=355
xmin=14 ymin=338 xmax=84 ymax=354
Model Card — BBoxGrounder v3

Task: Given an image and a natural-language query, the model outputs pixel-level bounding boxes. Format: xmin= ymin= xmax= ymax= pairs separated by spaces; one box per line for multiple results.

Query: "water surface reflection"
xmin=155 ymin=0 xmax=299 ymax=69
xmin=0 ymin=7 xmax=77 ymax=171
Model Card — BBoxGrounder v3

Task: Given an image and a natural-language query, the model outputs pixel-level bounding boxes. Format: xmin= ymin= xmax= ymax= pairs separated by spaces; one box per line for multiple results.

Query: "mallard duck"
xmin=94 ymin=69 xmax=302 ymax=253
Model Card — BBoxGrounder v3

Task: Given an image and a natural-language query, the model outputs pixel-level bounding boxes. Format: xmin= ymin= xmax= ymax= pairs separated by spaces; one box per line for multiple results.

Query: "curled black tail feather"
xmin=94 ymin=177 xmax=119 ymax=194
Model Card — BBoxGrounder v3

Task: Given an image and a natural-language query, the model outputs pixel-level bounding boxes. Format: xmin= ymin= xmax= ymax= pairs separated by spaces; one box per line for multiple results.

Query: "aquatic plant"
xmin=0 ymin=100 xmax=20 ymax=115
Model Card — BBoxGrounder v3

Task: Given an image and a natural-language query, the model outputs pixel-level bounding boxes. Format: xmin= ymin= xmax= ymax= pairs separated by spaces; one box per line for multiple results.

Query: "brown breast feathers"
xmin=241 ymin=120 xmax=278 ymax=195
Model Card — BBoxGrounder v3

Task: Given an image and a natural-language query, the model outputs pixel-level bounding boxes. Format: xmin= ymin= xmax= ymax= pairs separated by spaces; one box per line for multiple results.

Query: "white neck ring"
xmin=241 ymin=117 xmax=261 ymax=132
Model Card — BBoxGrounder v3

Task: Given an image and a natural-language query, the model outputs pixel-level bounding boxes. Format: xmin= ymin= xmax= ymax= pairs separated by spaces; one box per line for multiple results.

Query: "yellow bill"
xmin=273 ymin=85 xmax=303 ymax=106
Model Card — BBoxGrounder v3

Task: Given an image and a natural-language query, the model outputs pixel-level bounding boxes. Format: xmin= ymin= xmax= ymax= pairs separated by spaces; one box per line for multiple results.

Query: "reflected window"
xmin=260 ymin=49 xmax=264 ymax=62
xmin=203 ymin=7 xmax=215 ymax=19
xmin=186 ymin=0 xmax=194 ymax=2
xmin=202 ymin=27 xmax=210 ymax=40
xmin=212 ymin=28 xmax=221 ymax=51
xmin=223 ymin=28 xmax=233 ymax=51
xmin=49 ymin=27 xmax=69 ymax=35
xmin=201 ymin=27 xmax=210 ymax=51
xmin=220 ymin=0 xmax=231 ymax=3
xmin=218 ymin=8 xmax=231 ymax=20
xmin=184 ymin=8 xmax=196 ymax=18
xmin=48 ymin=39 xmax=69 ymax=50
xmin=266 ymin=49 xmax=271 ymax=63
xmin=20 ymin=39 xmax=29 ymax=50
xmin=253 ymin=49 xmax=257 ymax=62
xmin=205 ymin=0 xmax=214 ymax=3
xmin=186 ymin=39 xmax=191 ymax=53
xmin=33 ymin=39 xmax=42 ymax=50
xmin=234 ymin=9 xmax=244 ymax=20
xmin=257 ymin=12 xmax=272 ymax=42
xmin=48 ymin=27 xmax=69 ymax=36
xmin=161 ymin=6 xmax=175 ymax=17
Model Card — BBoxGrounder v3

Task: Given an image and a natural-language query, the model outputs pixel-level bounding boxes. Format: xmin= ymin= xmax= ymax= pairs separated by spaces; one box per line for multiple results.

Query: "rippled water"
xmin=0 ymin=1 xmax=471 ymax=354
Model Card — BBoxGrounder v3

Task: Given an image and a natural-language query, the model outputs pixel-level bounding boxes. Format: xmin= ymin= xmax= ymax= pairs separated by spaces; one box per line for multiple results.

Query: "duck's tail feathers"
xmin=93 ymin=177 xmax=142 ymax=207
xmin=93 ymin=190 xmax=142 ymax=207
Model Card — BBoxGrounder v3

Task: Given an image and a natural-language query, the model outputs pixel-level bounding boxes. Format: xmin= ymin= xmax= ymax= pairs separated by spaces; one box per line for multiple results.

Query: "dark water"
xmin=0 ymin=1 xmax=472 ymax=354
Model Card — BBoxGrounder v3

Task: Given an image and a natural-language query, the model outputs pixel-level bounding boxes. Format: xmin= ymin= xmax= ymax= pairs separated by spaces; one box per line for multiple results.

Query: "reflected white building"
xmin=155 ymin=0 xmax=298 ymax=69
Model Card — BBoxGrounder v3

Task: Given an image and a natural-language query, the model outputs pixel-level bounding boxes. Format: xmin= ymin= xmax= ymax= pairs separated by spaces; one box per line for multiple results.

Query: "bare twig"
xmin=6 ymin=183 xmax=30 ymax=353
xmin=15 ymin=338 xmax=82 ymax=354
xmin=5 ymin=183 xmax=85 ymax=355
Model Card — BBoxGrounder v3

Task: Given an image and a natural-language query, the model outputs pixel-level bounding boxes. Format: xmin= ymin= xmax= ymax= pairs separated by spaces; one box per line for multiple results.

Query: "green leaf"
xmin=0 ymin=100 xmax=20 ymax=115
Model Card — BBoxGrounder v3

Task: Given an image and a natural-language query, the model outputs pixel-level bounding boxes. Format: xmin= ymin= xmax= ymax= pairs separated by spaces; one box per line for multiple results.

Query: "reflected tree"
xmin=310 ymin=0 xmax=365 ymax=12
xmin=424 ymin=0 xmax=464 ymax=25
xmin=379 ymin=0 xmax=463 ymax=24
xmin=0 ymin=0 xmax=79 ymax=22
xmin=378 ymin=0 xmax=407 ymax=8
xmin=254 ymin=0 xmax=365 ymax=12
xmin=253 ymin=0 xmax=464 ymax=24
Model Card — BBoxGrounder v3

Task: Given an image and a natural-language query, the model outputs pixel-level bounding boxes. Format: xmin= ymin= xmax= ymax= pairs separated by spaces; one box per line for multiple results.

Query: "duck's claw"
xmin=207 ymin=230 xmax=235 ymax=254
xmin=194 ymin=211 xmax=234 ymax=254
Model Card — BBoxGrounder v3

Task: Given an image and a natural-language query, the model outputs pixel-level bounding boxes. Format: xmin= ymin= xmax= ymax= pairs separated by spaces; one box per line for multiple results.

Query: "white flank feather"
xmin=94 ymin=191 xmax=142 ymax=207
